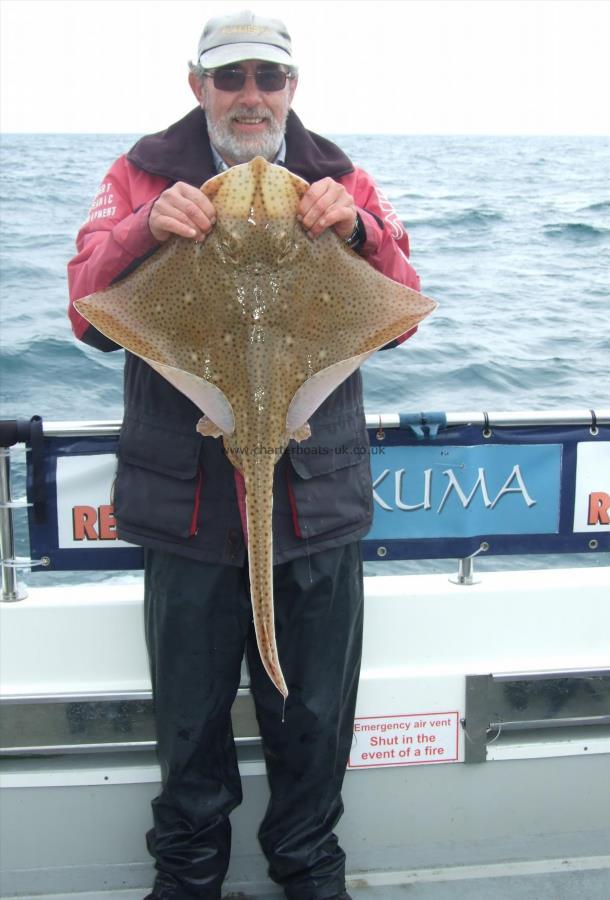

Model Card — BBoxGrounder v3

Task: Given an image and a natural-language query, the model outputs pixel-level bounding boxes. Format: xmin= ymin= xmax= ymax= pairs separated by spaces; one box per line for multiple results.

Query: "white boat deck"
xmin=8 ymin=856 xmax=610 ymax=900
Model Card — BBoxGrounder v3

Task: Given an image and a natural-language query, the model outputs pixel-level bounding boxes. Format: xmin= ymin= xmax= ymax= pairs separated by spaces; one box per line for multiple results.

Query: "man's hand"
xmin=149 ymin=182 xmax=216 ymax=242
xmin=298 ymin=178 xmax=358 ymax=241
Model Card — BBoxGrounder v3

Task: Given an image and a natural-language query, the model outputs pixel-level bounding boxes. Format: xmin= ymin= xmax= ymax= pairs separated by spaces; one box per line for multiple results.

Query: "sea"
xmin=0 ymin=132 xmax=609 ymax=580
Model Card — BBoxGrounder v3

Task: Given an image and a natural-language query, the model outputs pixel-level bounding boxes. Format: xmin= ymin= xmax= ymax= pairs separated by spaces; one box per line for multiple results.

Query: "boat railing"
xmin=1 ymin=408 xmax=609 ymax=602
xmin=22 ymin=408 xmax=610 ymax=436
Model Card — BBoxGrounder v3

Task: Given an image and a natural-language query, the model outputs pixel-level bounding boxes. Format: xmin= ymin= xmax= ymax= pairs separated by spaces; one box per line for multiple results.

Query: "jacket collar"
xmin=126 ymin=107 xmax=354 ymax=186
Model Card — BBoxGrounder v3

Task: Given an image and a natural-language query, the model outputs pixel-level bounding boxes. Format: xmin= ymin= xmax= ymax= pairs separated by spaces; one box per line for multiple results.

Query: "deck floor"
xmin=9 ymin=858 xmax=610 ymax=900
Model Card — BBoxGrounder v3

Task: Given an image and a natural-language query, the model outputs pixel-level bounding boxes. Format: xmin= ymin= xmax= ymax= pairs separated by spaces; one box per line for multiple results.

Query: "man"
xmin=68 ymin=11 xmax=421 ymax=900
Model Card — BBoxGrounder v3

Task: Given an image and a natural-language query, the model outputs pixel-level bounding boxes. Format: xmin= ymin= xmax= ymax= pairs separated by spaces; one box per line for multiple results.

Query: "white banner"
xmin=573 ymin=442 xmax=610 ymax=533
xmin=56 ymin=455 xmax=135 ymax=549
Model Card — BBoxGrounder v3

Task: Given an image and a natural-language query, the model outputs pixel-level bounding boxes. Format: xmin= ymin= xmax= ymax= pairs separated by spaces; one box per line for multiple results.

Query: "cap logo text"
xmin=222 ymin=25 xmax=267 ymax=35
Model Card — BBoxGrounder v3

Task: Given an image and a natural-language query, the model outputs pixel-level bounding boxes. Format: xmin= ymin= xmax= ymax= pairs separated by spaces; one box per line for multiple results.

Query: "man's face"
xmin=190 ymin=60 xmax=297 ymax=166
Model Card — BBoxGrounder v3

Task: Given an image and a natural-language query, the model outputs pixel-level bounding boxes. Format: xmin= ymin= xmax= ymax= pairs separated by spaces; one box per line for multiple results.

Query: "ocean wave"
xmin=0 ymin=338 xmax=124 ymax=420
xmin=407 ymin=208 xmax=504 ymax=229
xmin=543 ymin=222 xmax=610 ymax=242
xmin=579 ymin=200 xmax=610 ymax=213
xmin=0 ymin=335 xmax=82 ymax=360
xmin=363 ymin=349 xmax=585 ymax=411
xmin=0 ymin=260 xmax=58 ymax=284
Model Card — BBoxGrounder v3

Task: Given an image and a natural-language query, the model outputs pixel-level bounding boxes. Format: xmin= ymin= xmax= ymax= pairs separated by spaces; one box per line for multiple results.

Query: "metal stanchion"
xmin=449 ymin=542 xmax=489 ymax=586
xmin=0 ymin=448 xmax=27 ymax=602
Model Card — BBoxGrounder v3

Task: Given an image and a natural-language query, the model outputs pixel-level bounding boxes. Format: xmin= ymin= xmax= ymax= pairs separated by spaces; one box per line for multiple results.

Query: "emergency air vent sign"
xmin=349 ymin=712 xmax=460 ymax=768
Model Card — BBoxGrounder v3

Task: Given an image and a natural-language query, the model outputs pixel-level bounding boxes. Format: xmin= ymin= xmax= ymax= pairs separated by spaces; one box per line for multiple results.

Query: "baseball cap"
xmin=197 ymin=10 xmax=296 ymax=69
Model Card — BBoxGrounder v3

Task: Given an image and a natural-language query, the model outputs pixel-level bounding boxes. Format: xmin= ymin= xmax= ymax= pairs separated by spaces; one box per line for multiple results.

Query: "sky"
xmin=1 ymin=0 xmax=610 ymax=135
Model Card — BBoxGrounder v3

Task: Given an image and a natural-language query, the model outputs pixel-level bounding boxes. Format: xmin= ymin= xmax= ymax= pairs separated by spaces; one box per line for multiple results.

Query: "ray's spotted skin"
xmin=75 ymin=158 xmax=437 ymax=698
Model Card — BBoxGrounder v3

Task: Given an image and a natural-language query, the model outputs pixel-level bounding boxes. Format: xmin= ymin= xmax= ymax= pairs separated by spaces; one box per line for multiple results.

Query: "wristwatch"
xmin=344 ymin=213 xmax=364 ymax=250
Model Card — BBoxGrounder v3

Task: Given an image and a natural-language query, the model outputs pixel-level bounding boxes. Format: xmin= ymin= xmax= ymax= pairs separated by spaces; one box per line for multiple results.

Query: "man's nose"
xmin=239 ymin=75 xmax=264 ymax=105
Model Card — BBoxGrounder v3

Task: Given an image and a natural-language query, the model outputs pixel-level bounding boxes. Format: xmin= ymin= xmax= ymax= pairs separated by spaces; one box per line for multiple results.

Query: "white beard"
xmin=205 ymin=105 xmax=287 ymax=165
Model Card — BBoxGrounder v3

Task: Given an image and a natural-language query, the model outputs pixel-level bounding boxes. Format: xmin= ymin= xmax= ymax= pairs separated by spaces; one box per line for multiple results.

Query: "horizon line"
xmin=2 ymin=130 xmax=609 ymax=139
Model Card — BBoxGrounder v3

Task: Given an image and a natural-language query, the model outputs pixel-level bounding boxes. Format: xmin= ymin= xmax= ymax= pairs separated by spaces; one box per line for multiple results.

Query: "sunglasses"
xmin=205 ymin=67 xmax=293 ymax=93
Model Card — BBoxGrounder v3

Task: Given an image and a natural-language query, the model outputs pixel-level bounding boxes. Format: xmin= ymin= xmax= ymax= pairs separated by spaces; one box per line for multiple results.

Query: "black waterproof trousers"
xmin=144 ymin=541 xmax=364 ymax=900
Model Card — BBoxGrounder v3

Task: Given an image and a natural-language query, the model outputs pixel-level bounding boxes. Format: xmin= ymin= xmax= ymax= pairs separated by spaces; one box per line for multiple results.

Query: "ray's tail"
xmin=243 ymin=454 xmax=289 ymax=699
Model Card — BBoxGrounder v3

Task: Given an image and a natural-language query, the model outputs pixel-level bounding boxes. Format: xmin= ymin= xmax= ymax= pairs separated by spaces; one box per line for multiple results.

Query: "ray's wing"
xmin=272 ymin=229 xmax=437 ymax=433
xmin=75 ymin=237 xmax=239 ymax=432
